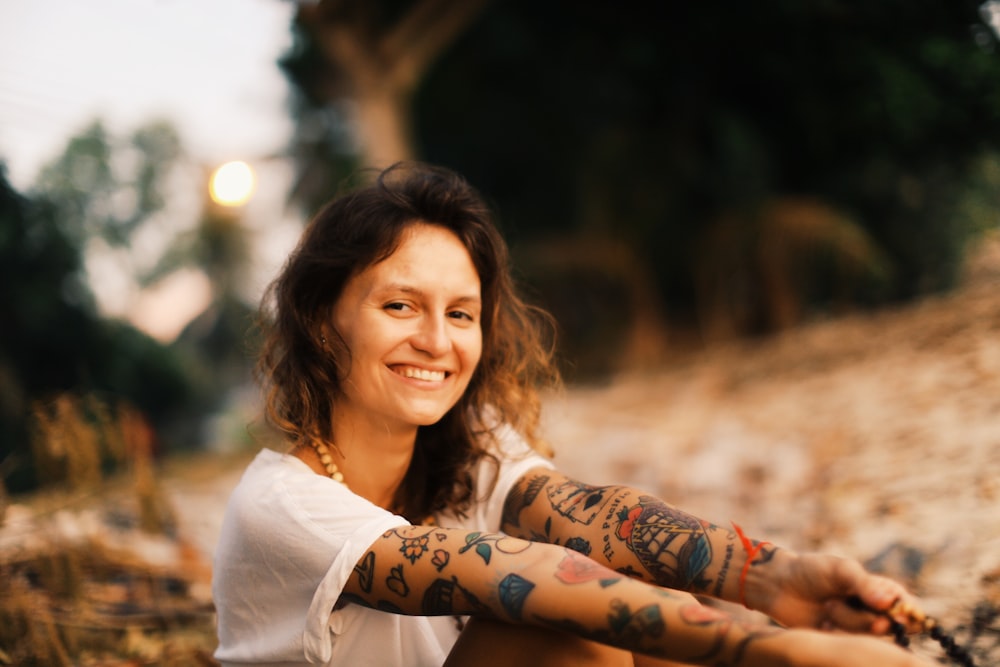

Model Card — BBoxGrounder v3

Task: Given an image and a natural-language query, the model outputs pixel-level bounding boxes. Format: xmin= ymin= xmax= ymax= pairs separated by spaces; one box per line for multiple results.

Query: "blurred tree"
xmin=168 ymin=200 xmax=258 ymax=418
xmin=31 ymin=119 xmax=260 ymax=434
xmin=281 ymin=0 xmax=492 ymax=213
xmin=34 ymin=119 xmax=181 ymax=250
xmin=0 ymin=165 xmax=199 ymax=493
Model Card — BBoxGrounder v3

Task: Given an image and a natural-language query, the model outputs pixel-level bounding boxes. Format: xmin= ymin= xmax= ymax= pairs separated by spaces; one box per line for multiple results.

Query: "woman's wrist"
xmin=742 ymin=543 xmax=796 ymax=614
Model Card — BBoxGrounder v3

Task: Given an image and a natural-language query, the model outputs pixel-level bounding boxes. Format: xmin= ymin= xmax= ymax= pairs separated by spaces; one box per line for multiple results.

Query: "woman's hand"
xmin=747 ymin=549 xmax=921 ymax=635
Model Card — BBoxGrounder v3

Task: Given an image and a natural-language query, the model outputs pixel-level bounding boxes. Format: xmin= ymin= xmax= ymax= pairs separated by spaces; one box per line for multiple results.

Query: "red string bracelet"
xmin=732 ymin=522 xmax=771 ymax=609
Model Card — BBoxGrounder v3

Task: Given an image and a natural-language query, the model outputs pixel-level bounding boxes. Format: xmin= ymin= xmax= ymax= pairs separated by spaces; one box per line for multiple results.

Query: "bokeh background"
xmin=2 ymin=1 xmax=1000 ymax=664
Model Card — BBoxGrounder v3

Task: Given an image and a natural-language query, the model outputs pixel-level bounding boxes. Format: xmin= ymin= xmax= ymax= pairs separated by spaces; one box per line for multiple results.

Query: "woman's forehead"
xmin=347 ymin=223 xmax=481 ymax=299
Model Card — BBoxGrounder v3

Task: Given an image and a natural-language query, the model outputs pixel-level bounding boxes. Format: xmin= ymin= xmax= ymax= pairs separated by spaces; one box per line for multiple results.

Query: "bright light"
xmin=209 ymin=160 xmax=256 ymax=207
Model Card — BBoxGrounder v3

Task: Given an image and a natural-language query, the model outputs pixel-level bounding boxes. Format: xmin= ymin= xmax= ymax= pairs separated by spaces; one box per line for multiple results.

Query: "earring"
xmin=320 ymin=335 xmax=327 ymax=345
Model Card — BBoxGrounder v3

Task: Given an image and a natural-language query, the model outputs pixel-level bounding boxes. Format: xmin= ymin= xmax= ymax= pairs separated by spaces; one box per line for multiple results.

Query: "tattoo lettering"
xmin=602 ymin=534 xmax=615 ymax=562
xmin=386 ymin=564 xmax=409 ymax=597
xmin=458 ymin=531 xmax=530 ymax=565
xmin=547 ymin=480 xmax=614 ymax=525
xmin=502 ymin=473 xmax=549 ymax=528
xmin=615 ymin=496 xmax=712 ymax=589
xmin=601 ymin=490 xmax=629 ymax=530
xmin=498 ymin=573 xmax=535 ymax=620
xmin=713 ymin=542 xmax=735 ymax=597
xmin=354 ymin=551 xmax=375 ymax=593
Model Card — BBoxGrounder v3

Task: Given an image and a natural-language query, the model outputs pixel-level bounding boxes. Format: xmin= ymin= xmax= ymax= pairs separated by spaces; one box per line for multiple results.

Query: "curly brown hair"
xmin=256 ymin=162 xmax=559 ymax=521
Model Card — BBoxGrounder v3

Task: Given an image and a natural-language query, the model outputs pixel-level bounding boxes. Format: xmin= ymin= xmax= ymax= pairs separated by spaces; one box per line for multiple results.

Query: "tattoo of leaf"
xmin=459 ymin=532 xmax=530 ymax=565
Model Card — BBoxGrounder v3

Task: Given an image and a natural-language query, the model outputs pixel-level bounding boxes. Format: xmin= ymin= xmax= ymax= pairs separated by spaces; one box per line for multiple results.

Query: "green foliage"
xmin=0 ymin=152 xmax=204 ymax=493
xmin=32 ymin=119 xmax=181 ymax=250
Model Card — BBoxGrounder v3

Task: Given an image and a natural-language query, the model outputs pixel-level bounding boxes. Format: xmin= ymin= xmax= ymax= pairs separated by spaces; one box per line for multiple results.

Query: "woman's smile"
xmin=389 ymin=364 xmax=449 ymax=383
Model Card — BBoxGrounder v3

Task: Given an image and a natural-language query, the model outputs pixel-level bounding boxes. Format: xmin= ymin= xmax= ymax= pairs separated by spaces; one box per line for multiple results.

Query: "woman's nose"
xmin=411 ymin=314 xmax=452 ymax=356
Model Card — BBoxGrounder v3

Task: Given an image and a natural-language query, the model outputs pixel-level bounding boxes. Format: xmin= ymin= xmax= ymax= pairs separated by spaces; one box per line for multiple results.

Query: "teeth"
xmin=400 ymin=367 xmax=446 ymax=382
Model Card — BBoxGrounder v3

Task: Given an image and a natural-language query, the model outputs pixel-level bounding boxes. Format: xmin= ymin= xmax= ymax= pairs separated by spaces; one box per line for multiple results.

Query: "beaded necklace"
xmin=304 ymin=440 xmax=437 ymax=527
xmin=310 ymin=440 xmax=345 ymax=484
xmin=851 ymin=597 xmax=978 ymax=666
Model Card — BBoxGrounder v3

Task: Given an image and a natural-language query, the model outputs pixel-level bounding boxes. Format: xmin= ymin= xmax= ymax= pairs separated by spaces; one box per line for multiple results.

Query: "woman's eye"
xmin=448 ymin=310 xmax=475 ymax=322
xmin=385 ymin=302 xmax=411 ymax=312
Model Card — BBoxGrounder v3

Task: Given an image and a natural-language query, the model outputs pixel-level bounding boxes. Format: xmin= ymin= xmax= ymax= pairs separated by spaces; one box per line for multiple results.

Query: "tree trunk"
xmin=296 ymin=0 xmax=492 ymax=167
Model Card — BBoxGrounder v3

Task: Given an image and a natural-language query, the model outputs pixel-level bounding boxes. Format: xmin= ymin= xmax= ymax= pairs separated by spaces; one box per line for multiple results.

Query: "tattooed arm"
xmin=500 ymin=468 xmax=921 ymax=636
xmin=339 ymin=525 xmax=931 ymax=666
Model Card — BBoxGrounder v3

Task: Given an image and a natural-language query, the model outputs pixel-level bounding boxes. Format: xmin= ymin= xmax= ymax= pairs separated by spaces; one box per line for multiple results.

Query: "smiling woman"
xmin=211 ymin=162 xmax=937 ymax=667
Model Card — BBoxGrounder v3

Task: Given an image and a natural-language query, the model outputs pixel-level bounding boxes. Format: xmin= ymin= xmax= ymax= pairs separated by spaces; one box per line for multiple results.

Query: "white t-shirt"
xmin=212 ymin=426 xmax=553 ymax=666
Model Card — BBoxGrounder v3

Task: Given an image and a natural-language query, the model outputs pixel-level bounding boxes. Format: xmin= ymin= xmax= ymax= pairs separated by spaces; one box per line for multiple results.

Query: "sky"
xmin=0 ymin=0 xmax=296 ymax=188
xmin=1 ymin=0 xmax=303 ymax=340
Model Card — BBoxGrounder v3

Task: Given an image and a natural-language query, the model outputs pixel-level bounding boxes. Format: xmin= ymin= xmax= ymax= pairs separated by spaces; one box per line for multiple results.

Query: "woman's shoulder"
xmin=221 ymin=448 xmax=407 ymax=557
xmin=230 ymin=448 xmax=384 ymax=522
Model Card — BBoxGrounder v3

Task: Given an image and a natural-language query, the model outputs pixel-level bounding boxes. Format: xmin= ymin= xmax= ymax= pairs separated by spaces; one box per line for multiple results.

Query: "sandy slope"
xmin=539 ymin=240 xmax=1000 ymax=662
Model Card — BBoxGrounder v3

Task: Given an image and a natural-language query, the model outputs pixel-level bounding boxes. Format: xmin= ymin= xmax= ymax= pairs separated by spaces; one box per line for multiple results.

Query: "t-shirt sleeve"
xmin=294 ymin=484 xmax=407 ymax=663
xmin=213 ymin=452 xmax=408 ymax=664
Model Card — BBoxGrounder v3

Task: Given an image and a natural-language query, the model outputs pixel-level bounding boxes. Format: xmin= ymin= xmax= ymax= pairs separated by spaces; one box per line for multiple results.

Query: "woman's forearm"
xmin=340 ymin=525 xmax=787 ymax=665
xmin=500 ymin=469 xmax=764 ymax=604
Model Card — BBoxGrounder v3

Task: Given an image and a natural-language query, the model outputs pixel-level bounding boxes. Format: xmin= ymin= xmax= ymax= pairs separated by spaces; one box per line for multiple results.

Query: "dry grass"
xmin=1 ymin=394 xmax=217 ymax=666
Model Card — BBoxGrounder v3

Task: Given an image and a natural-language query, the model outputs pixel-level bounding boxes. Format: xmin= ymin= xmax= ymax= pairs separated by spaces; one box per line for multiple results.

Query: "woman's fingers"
xmin=823 ymin=598 xmax=889 ymax=634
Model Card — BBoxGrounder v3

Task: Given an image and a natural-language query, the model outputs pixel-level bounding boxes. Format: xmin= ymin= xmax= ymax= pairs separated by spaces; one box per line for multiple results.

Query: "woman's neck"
xmin=327 ymin=415 xmax=418 ymax=511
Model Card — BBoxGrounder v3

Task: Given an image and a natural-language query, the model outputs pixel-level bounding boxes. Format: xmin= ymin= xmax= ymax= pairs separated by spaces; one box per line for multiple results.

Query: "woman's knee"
xmin=444 ymin=617 xmax=633 ymax=667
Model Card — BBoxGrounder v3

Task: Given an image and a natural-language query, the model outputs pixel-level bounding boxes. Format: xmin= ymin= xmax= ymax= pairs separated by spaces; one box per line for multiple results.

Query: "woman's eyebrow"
xmin=377 ymin=283 xmax=481 ymax=304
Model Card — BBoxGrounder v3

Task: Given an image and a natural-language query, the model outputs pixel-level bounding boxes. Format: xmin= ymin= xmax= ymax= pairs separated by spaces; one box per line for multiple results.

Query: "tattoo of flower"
xmin=399 ymin=534 xmax=430 ymax=564
xmin=555 ymin=551 xmax=619 ymax=587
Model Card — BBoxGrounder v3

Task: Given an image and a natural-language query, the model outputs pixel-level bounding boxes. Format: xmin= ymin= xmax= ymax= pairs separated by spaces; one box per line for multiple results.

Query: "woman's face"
xmin=330 ymin=223 xmax=483 ymax=433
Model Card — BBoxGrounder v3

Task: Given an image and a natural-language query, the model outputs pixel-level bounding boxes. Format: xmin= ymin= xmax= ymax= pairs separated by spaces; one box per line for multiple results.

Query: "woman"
xmin=213 ymin=162 xmax=934 ymax=666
